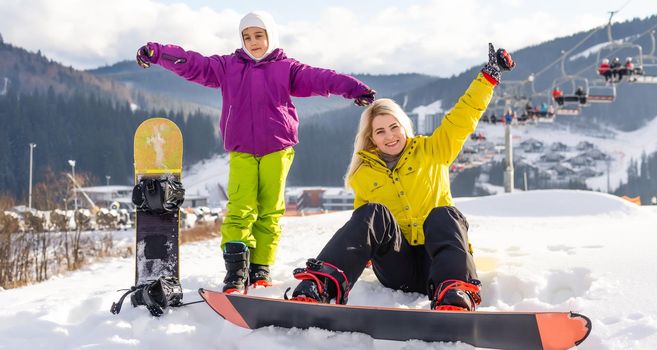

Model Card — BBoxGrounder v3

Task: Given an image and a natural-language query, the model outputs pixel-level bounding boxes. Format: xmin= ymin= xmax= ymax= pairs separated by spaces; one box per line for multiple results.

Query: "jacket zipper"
xmin=224 ymin=105 xmax=232 ymax=146
xmin=161 ymin=53 xmax=187 ymax=64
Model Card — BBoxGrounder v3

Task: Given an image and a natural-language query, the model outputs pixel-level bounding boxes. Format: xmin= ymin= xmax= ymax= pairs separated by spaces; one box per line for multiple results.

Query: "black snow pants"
xmin=315 ymin=203 xmax=477 ymax=299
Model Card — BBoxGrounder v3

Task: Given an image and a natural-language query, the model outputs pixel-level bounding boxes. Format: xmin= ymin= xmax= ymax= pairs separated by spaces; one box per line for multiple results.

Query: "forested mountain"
xmin=0 ymin=39 xmax=216 ymax=117
xmin=0 ymin=87 xmax=219 ymax=202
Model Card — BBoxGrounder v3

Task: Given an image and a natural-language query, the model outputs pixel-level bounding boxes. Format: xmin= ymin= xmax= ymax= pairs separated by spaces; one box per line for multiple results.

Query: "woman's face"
xmin=242 ymin=27 xmax=269 ymax=58
xmin=370 ymin=113 xmax=407 ymax=156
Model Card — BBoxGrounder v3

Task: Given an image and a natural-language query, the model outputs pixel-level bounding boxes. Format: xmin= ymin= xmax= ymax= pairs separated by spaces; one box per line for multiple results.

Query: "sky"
xmin=0 ymin=0 xmax=656 ymax=76
xmin=1 ymin=190 xmax=657 ymax=349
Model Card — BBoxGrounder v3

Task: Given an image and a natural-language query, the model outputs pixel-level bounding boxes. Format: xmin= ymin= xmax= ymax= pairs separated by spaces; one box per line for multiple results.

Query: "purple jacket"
xmin=151 ymin=44 xmax=371 ymax=156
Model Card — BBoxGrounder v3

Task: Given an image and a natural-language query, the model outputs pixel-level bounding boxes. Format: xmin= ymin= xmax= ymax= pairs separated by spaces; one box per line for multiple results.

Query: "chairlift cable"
xmin=532 ymin=26 xmax=605 ymax=80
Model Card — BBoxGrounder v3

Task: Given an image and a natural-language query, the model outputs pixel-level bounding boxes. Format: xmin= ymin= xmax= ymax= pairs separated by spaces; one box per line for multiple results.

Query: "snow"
xmin=568 ymin=40 xmax=624 ymax=61
xmin=183 ymin=153 xmax=230 ymax=206
xmin=1 ymin=190 xmax=657 ymax=349
xmin=412 ymin=100 xmax=444 ymax=116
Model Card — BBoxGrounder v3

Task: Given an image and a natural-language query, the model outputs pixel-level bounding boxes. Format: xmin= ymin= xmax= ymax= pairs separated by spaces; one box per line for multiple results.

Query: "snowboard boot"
xmin=249 ymin=263 xmax=272 ymax=288
xmin=222 ymin=241 xmax=250 ymax=294
xmin=285 ymin=258 xmax=350 ymax=305
xmin=431 ymin=279 xmax=482 ymax=312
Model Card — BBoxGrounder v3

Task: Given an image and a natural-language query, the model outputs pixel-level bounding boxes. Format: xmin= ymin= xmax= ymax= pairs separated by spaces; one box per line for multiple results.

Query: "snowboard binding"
xmin=285 ymin=258 xmax=350 ymax=305
xmin=111 ymin=276 xmax=183 ymax=317
xmin=430 ymin=279 xmax=482 ymax=312
xmin=132 ymin=177 xmax=185 ymax=214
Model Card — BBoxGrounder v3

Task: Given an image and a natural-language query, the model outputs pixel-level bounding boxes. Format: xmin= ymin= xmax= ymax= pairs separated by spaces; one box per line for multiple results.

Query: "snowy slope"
xmin=1 ymin=190 xmax=656 ymax=349
xmin=183 ymin=153 xmax=230 ymax=206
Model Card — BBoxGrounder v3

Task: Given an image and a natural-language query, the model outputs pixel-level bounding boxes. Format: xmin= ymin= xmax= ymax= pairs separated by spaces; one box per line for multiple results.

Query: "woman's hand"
xmin=481 ymin=43 xmax=515 ymax=84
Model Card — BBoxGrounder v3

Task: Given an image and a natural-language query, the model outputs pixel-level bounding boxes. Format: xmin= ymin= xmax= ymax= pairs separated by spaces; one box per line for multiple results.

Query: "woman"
xmin=287 ymin=44 xmax=515 ymax=311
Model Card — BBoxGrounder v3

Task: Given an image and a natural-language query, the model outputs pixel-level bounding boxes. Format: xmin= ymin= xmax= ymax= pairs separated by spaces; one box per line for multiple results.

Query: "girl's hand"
xmin=354 ymin=89 xmax=376 ymax=107
xmin=136 ymin=43 xmax=158 ymax=69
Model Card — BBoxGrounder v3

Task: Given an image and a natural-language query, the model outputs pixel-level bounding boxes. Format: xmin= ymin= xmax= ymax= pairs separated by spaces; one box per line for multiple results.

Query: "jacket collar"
xmin=235 ymin=48 xmax=287 ymax=65
xmin=357 ymin=139 xmax=412 ymax=170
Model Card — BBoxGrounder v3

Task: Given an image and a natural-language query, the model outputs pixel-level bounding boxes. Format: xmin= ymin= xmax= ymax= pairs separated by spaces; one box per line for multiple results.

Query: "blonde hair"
xmin=344 ymin=98 xmax=415 ymax=189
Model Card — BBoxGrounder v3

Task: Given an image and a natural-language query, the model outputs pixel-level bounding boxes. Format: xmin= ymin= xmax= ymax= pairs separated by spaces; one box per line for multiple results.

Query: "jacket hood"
xmin=239 ymin=11 xmax=280 ymax=62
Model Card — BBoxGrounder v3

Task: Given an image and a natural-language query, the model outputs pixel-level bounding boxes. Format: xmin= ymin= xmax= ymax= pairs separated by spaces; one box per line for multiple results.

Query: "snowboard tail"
xmin=199 ymin=289 xmax=591 ymax=350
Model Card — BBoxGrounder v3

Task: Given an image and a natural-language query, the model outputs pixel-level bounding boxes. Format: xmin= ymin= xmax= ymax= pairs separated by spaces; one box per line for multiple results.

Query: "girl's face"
xmin=370 ymin=114 xmax=407 ymax=156
xmin=242 ymin=27 xmax=269 ymax=58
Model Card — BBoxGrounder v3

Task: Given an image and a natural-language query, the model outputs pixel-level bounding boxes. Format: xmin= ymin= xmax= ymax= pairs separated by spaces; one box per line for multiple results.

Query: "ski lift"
xmin=588 ymin=81 xmax=616 ymax=103
xmin=551 ymin=76 xmax=589 ymax=108
xmin=519 ymin=96 xmax=552 ymax=124
xmin=595 ymin=12 xmax=648 ymax=84
xmin=629 ymin=30 xmax=657 ymax=84
xmin=556 ymin=104 xmax=581 ymax=116
xmin=489 ymin=77 xmax=540 ymax=127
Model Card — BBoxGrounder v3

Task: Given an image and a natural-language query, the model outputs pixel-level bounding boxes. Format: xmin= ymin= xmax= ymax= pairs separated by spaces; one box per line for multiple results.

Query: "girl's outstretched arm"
xmin=136 ymin=42 xmax=226 ymax=88
xmin=289 ymin=61 xmax=371 ymax=101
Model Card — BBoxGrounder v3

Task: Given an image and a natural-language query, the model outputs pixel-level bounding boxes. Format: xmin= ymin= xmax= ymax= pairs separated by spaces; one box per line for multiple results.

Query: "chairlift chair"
xmin=588 ymin=83 xmax=616 ymax=103
xmin=551 ymin=76 xmax=589 ymax=107
xmin=594 ymin=16 xmax=646 ymax=85
xmin=629 ymin=30 xmax=657 ymax=84
xmin=556 ymin=104 xmax=581 ymax=116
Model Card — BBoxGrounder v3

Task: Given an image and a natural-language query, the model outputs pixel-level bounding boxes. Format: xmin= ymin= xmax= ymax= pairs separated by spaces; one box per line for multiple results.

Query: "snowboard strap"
xmin=132 ymin=177 xmax=185 ymax=213
xmin=291 ymin=258 xmax=350 ymax=305
xmin=110 ymin=276 xmax=183 ymax=317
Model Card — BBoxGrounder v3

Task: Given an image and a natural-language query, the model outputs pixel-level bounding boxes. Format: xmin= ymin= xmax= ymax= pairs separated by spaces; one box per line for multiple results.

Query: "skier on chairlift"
xmin=610 ymin=57 xmax=622 ymax=81
xmin=552 ymin=87 xmax=564 ymax=106
xmin=575 ymin=86 xmax=587 ymax=105
xmin=622 ymin=57 xmax=635 ymax=80
xmin=598 ymin=58 xmax=612 ymax=82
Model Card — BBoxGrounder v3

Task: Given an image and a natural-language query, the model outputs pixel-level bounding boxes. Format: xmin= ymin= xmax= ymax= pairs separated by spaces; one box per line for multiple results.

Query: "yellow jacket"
xmin=349 ymin=73 xmax=494 ymax=246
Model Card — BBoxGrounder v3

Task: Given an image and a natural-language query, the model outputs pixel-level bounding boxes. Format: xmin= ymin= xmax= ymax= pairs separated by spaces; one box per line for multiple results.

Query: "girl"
xmin=287 ymin=44 xmax=514 ymax=311
xmin=136 ymin=11 xmax=375 ymax=293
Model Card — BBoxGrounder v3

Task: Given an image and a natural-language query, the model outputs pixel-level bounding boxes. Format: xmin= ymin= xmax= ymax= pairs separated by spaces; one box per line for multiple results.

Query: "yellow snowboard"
xmin=133 ymin=117 xmax=183 ymax=285
xmin=134 ymin=118 xmax=183 ymax=175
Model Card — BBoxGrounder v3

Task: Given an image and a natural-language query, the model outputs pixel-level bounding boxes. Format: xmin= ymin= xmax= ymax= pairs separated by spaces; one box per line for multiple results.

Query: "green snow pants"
xmin=220 ymin=147 xmax=294 ymax=265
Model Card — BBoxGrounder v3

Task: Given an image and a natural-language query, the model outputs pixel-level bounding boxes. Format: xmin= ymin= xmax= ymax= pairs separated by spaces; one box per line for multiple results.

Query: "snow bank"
xmin=456 ymin=189 xmax=640 ymax=217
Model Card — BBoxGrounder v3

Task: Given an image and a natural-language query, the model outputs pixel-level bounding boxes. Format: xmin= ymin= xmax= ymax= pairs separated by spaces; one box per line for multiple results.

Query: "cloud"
xmin=0 ymin=0 xmax=242 ymax=69
xmin=0 ymin=0 xmax=634 ymax=75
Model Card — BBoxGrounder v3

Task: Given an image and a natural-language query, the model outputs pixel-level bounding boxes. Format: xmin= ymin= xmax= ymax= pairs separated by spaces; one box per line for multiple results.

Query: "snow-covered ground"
xmin=1 ymin=190 xmax=656 ymax=349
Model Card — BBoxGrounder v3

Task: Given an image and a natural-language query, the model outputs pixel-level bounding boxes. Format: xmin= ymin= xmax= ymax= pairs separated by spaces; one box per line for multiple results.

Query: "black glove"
xmin=354 ymin=88 xmax=376 ymax=107
xmin=481 ymin=43 xmax=515 ymax=84
xmin=136 ymin=43 xmax=158 ymax=69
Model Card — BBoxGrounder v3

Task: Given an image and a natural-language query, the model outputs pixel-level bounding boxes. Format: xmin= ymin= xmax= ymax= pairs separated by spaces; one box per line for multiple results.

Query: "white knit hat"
xmin=239 ymin=11 xmax=280 ymax=61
